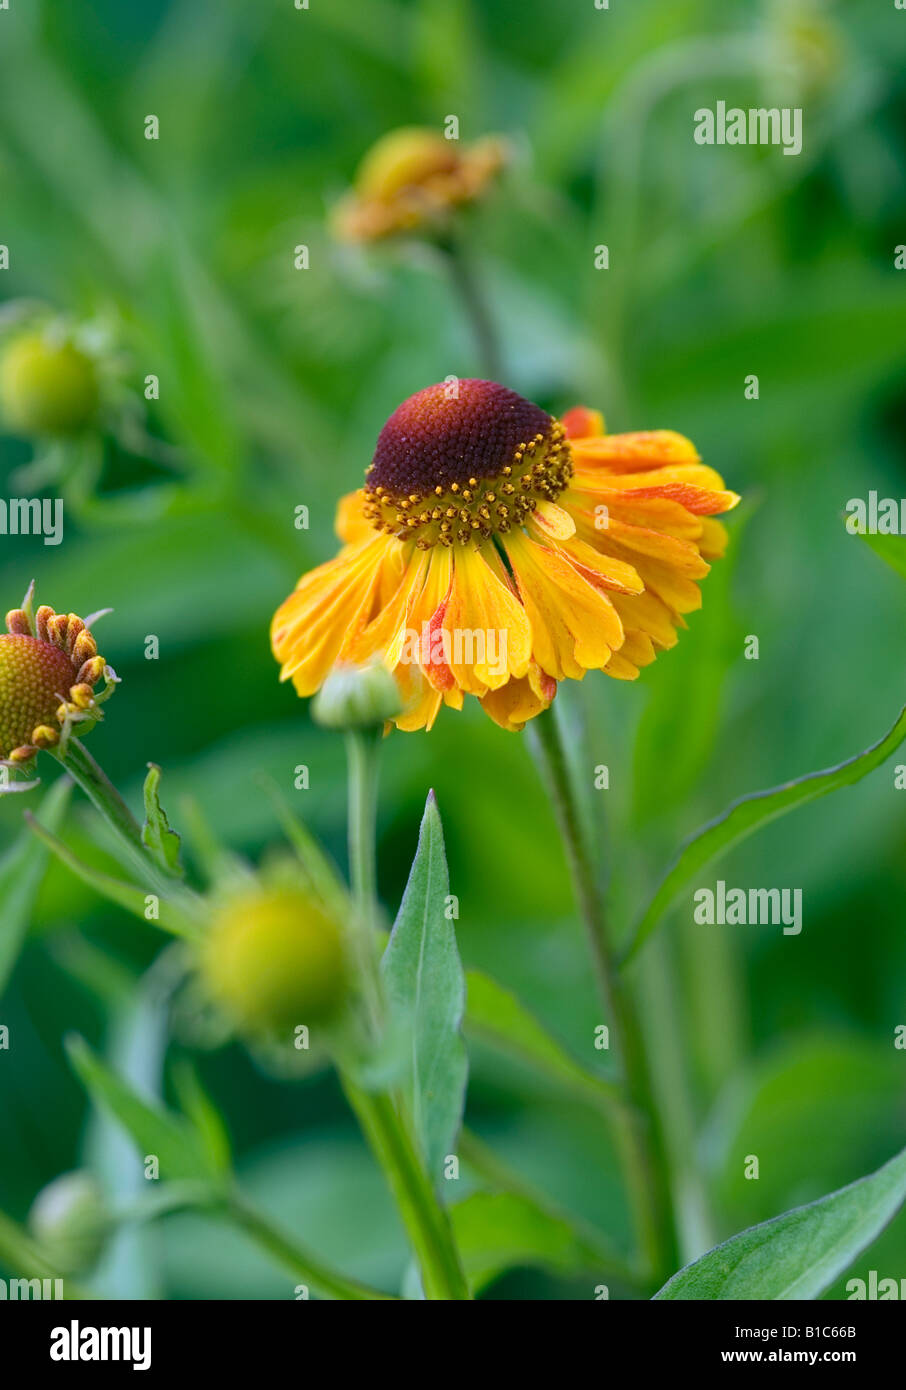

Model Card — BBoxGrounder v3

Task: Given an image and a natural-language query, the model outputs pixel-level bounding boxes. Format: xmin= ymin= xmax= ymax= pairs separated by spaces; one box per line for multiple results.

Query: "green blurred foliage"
xmin=1 ymin=0 xmax=905 ymax=1298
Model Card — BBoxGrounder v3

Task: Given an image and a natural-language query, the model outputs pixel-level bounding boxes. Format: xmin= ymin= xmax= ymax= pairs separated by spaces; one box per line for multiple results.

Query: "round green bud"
xmin=0 ymin=331 xmax=100 ymax=436
xmin=201 ymin=888 xmax=348 ymax=1035
xmin=28 ymin=1171 xmax=109 ymax=1275
xmin=312 ymin=661 xmax=403 ymax=731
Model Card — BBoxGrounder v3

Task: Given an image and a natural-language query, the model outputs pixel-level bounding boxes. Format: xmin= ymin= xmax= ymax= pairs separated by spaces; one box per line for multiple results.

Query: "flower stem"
xmin=342 ymin=1081 xmax=471 ymax=1301
xmin=529 ymin=706 xmax=678 ymax=1287
xmin=438 ymin=235 xmax=503 ymax=381
xmin=342 ymin=728 xmax=471 ymax=1300
xmin=344 ymin=727 xmax=385 ymax=1039
xmin=58 ymin=738 xmax=143 ymax=850
xmin=56 ymin=738 xmax=166 ymax=891
xmin=225 ymin=1191 xmax=397 ymax=1301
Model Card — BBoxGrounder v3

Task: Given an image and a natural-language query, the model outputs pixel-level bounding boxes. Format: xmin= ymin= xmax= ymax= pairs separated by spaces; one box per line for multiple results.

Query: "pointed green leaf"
xmin=257 ymin=774 xmax=349 ymax=918
xmin=381 ymin=792 xmax=467 ymax=1188
xmin=654 ymin=1144 xmax=906 ymax=1300
xmin=142 ymin=763 xmax=183 ymax=877
xmin=170 ymin=1060 xmax=232 ymax=1175
xmin=465 ymin=969 xmax=620 ymax=1111
xmin=0 ymin=777 xmax=72 ymax=995
xmin=624 ymin=704 xmax=906 ymax=965
xmin=66 ymin=1035 xmax=223 ymax=1185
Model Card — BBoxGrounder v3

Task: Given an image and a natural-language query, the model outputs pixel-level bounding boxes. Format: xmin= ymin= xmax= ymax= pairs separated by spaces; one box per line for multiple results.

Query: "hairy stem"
xmin=529 ymin=706 xmax=678 ymax=1287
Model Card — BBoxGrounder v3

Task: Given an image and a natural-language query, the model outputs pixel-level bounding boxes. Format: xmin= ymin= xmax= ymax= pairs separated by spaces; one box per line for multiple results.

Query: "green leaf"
xmin=66 ymin=1035 xmax=223 ymax=1185
xmin=257 ymin=773 xmax=349 ymax=919
xmin=141 ymin=763 xmax=183 ymax=878
xmin=381 ymin=792 xmax=467 ymax=1188
xmin=624 ymin=704 xmax=906 ymax=965
xmin=654 ymin=1144 xmax=906 ymax=1300
xmin=862 ymin=531 xmax=906 ymax=582
xmin=0 ymin=777 xmax=72 ymax=995
xmin=465 ymin=969 xmax=620 ymax=1111
xmin=170 ymin=1060 xmax=232 ymax=1175
xmin=25 ymin=813 xmax=201 ymax=939
xmin=451 ymin=1191 xmax=612 ymax=1295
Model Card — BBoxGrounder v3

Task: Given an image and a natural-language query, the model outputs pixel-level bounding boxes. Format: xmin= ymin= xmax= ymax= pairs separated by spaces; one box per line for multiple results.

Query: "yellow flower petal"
xmin=441 ymin=546 xmax=531 ymax=693
xmin=481 ymin=663 xmax=557 ymax=732
xmin=271 ymin=535 xmax=396 ymax=696
xmin=531 ymin=500 xmax=576 ymax=541
xmin=504 ymin=530 xmax=623 ymax=682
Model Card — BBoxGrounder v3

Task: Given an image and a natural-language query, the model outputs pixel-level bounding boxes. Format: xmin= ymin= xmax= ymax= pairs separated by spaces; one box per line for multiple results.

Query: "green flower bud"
xmin=312 ymin=660 xmax=403 ymax=731
xmin=28 ymin=1171 xmax=109 ymax=1275
xmin=201 ymin=887 xmax=348 ymax=1035
xmin=0 ymin=331 xmax=100 ymax=437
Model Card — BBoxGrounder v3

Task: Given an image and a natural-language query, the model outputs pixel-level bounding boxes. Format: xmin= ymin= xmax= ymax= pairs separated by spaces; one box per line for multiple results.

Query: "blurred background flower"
xmin=332 ymin=126 xmax=508 ymax=245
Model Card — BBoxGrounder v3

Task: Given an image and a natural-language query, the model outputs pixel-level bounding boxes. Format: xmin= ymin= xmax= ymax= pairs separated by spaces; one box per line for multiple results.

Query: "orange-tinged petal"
xmin=408 ymin=546 xmax=455 ymax=692
xmin=532 ymin=500 xmax=576 ymax=541
xmin=572 ymin=463 xmax=730 ymax=496
xmin=572 ymin=430 xmax=701 ymax=472
xmin=618 ymin=482 xmax=740 ymax=516
xmin=555 ymin=534 xmax=644 ymax=595
xmin=595 ymin=517 xmax=710 ymax=578
xmin=566 ymin=490 xmax=705 ymax=542
xmin=561 ymin=406 xmax=605 ymax=440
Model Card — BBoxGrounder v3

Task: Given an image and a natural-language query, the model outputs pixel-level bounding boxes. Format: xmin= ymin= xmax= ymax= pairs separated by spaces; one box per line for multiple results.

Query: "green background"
xmin=1 ymin=0 xmax=904 ymax=1298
